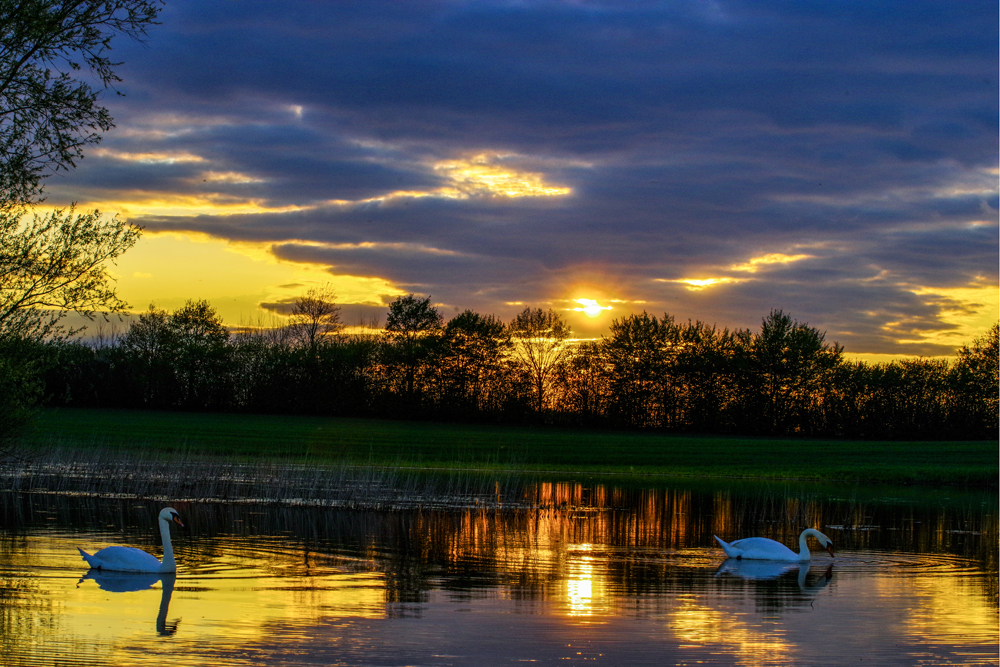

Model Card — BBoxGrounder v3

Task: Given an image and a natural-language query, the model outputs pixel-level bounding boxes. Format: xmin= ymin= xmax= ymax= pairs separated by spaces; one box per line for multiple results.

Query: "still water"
xmin=0 ymin=480 xmax=995 ymax=666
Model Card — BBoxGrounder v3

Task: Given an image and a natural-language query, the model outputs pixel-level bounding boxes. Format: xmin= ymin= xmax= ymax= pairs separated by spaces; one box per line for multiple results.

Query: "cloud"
xmin=46 ymin=0 xmax=998 ymax=357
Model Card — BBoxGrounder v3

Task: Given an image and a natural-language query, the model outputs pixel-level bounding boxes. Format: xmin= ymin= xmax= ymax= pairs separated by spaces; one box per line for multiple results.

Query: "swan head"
xmin=158 ymin=507 xmax=184 ymax=528
xmin=804 ymin=528 xmax=834 ymax=557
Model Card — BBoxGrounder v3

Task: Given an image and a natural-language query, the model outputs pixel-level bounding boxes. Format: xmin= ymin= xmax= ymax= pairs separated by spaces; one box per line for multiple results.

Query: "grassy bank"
xmin=16 ymin=407 xmax=997 ymax=487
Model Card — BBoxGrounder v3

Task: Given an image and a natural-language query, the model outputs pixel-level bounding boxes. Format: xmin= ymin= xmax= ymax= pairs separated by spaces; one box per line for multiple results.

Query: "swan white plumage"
xmin=78 ymin=507 xmax=184 ymax=573
xmin=714 ymin=528 xmax=834 ymax=562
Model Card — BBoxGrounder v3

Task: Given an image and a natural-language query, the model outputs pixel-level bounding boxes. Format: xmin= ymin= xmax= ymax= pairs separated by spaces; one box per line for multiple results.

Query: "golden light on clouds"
xmin=91 ymin=147 xmax=205 ymax=164
xmin=663 ymin=277 xmax=739 ymax=291
xmin=901 ymin=279 xmax=999 ymax=348
xmin=196 ymin=170 xmax=267 ymax=184
xmin=730 ymin=252 xmax=813 ymax=273
xmin=88 ymin=194 xmax=308 ymax=218
xmin=110 ymin=232 xmax=401 ymax=324
xmin=434 ymin=153 xmax=572 ymax=198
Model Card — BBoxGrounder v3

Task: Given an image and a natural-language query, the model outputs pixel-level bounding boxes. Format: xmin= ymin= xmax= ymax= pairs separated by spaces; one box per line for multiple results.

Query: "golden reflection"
xmin=899 ymin=570 xmax=999 ymax=645
xmin=55 ymin=538 xmax=387 ymax=664
xmin=1 ymin=488 xmax=996 ymax=666
xmin=565 ymin=544 xmax=606 ymax=618
xmin=670 ymin=598 xmax=793 ymax=665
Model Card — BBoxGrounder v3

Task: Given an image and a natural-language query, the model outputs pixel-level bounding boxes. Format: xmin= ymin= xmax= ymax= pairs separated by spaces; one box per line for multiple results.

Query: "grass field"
xmin=16 ymin=407 xmax=997 ymax=488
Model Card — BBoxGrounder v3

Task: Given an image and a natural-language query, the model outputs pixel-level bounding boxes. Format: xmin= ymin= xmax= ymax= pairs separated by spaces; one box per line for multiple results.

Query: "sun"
xmin=572 ymin=298 xmax=612 ymax=318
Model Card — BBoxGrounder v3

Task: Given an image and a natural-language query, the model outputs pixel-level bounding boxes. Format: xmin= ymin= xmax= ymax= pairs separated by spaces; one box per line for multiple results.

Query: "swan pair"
xmin=78 ymin=507 xmax=184 ymax=573
xmin=714 ymin=528 xmax=834 ymax=562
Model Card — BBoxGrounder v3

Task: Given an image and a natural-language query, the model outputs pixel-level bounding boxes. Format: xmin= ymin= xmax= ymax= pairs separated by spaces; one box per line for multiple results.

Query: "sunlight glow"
xmin=730 ymin=253 xmax=813 ymax=273
xmin=669 ymin=599 xmax=793 ymax=665
xmin=902 ymin=280 xmax=999 ymax=347
xmin=195 ymin=171 xmax=266 ymax=184
xmin=89 ymin=194 xmax=308 ymax=218
xmin=570 ymin=298 xmax=613 ymax=317
xmin=109 ymin=232 xmax=401 ymax=325
xmin=434 ymin=153 xmax=572 ymax=198
xmin=91 ymin=148 xmax=206 ymax=164
xmin=667 ymin=278 xmax=738 ymax=291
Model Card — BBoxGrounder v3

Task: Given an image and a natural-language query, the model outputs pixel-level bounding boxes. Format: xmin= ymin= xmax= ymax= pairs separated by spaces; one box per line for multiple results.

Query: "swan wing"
xmin=726 ymin=537 xmax=802 ymax=561
xmin=82 ymin=546 xmax=166 ymax=573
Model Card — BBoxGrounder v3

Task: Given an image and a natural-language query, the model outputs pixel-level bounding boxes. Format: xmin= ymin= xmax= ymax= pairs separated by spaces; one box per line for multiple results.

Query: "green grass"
xmin=17 ymin=407 xmax=998 ymax=487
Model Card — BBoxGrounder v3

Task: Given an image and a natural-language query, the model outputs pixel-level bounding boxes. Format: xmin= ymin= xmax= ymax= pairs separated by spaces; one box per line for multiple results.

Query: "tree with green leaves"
xmin=0 ymin=0 xmax=162 ymax=207
xmin=508 ymin=307 xmax=571 ymax=414
xmin=0 ymin=205 xmax=140 ymax=340
xmin=0 ymin=0 xmax=160 ymax=338
xmin=0 ymin=1 xmax=160 ymax=440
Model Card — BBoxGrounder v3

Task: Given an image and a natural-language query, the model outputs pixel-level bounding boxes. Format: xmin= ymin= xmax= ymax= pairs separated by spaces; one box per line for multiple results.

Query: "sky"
xmin=46 ymin=0 xmax=998 ymax=360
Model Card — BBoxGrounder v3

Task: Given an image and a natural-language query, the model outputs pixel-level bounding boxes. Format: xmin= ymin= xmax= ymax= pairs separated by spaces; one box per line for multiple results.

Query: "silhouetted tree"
xmin=289 ymin=285 xmax=343 ymax=352
xmin=601 ymin=312 xmax=678 ymax=428
xmin=118 ymin=305 xmax=175 ymax=406
xmin=508 ymin=307 xmax=571 ymax=414
xmin=169 ymin=299 xmax=230 ymax=408
xmin=384 ymin=294 xmax=444 ymax=406
xmin=438 ymin=310 xmax=513 ymax=416
xmin=950 ymin=323 xmax=999 ymax=437
xmin=742 ymin=310 xmax=843 ymax=434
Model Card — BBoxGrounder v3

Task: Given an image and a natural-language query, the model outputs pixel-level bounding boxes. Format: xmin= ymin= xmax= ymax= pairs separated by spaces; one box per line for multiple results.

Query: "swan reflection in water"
xmin=715 ymin=559 xmax=834 ymax=607
xmin=77 ymin=571 xmax=180 ymax=636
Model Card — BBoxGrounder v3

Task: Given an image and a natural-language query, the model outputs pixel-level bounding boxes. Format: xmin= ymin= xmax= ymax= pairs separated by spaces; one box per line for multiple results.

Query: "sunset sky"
xmin=46 ymin=0 xmax=997 ymax=360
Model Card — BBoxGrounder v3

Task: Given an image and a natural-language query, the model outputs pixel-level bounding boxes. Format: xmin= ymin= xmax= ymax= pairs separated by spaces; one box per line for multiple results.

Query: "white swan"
xmin=714 ymin=528 xmax=834 ymax=562
xmin=78 ymin=507 xmax=184 ymax=573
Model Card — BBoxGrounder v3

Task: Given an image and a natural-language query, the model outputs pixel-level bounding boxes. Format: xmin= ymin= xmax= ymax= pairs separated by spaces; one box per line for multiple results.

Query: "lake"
xmin=0 ymin=478 xmax=995 ymax=666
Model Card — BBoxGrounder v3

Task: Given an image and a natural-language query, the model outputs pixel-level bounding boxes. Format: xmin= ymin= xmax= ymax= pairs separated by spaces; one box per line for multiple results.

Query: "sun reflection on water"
xmin=0 ymin=485 xmax=994 ymax=666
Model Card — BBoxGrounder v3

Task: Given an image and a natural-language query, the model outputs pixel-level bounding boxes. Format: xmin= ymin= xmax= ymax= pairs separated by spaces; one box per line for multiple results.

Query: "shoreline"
xmin=15 ymin=407 xmax=998 ymax=490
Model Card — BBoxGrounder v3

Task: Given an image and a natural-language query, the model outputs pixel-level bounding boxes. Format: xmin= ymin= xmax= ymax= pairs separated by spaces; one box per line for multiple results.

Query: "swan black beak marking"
xmin=826 ymin=544 xmax=835 ymax=557
xmin=171 ymin=513 xmax=185 ymax=528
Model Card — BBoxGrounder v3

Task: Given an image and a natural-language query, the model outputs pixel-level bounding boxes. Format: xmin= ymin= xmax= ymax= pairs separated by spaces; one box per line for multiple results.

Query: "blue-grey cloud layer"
xmin=60 ymin=0 xmax=998 ymax=354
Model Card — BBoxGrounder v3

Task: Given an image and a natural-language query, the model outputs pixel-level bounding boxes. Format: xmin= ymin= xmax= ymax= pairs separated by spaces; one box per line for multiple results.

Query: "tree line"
xmin=0 ymin=5 xmax=995 ymax=444
xmin=20 ymin=291 xmax=999 ymax=441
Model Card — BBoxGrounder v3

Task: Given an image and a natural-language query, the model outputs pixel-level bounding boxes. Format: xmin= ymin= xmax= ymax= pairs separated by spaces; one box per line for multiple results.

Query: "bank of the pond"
xmin=16 ymin=407 xmax=997 ymax=488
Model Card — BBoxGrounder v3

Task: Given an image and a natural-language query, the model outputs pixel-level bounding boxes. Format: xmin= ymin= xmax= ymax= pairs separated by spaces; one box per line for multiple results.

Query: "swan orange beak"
xmin=171 ymin=514 xmax=184 ymax=528
xmin=826 ymin=543 xmax=835 ymax=557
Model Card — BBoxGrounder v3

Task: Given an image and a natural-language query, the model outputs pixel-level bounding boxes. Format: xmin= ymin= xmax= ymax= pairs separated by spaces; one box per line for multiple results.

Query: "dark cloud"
xmin=49 ymin=0 xmax=998 ymax=356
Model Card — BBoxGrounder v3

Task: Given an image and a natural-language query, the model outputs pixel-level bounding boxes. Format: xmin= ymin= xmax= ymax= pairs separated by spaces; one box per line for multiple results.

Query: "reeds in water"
xmin=0 ymin=447 xmax=532 ymax=510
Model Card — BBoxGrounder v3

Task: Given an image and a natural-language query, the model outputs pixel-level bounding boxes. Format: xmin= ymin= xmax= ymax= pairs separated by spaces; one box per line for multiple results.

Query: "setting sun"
xmin=571 ymin=298 xmax=612 ymax=318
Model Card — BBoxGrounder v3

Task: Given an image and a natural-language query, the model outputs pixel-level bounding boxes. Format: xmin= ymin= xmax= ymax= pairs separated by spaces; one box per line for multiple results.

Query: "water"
xmin=0 ymin=481 xmax=995 ymax=666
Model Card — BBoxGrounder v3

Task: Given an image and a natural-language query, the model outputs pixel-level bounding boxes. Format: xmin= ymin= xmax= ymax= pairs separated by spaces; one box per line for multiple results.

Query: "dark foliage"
xmin=32 ymin=301 xmax=1000 ymax=441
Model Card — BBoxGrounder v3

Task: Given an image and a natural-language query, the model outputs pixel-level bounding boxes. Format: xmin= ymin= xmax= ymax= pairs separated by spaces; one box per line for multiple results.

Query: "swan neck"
xmin=159 ymin=519 xmax=175 ymax=571
xmin=798 ymin=530 xmax=811 ymax=558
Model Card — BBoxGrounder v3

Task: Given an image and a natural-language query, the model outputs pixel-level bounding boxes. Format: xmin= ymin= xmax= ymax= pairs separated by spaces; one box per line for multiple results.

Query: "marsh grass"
xmin=1 ymin=446 xmax=533 ymax=510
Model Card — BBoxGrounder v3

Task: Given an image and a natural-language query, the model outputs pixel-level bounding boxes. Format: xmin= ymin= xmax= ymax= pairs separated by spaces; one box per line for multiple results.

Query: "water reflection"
xmin=78 ymin=571 xmax=178 ymax=635
xmin=0 ymin=479 xmax=995 ymax=666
